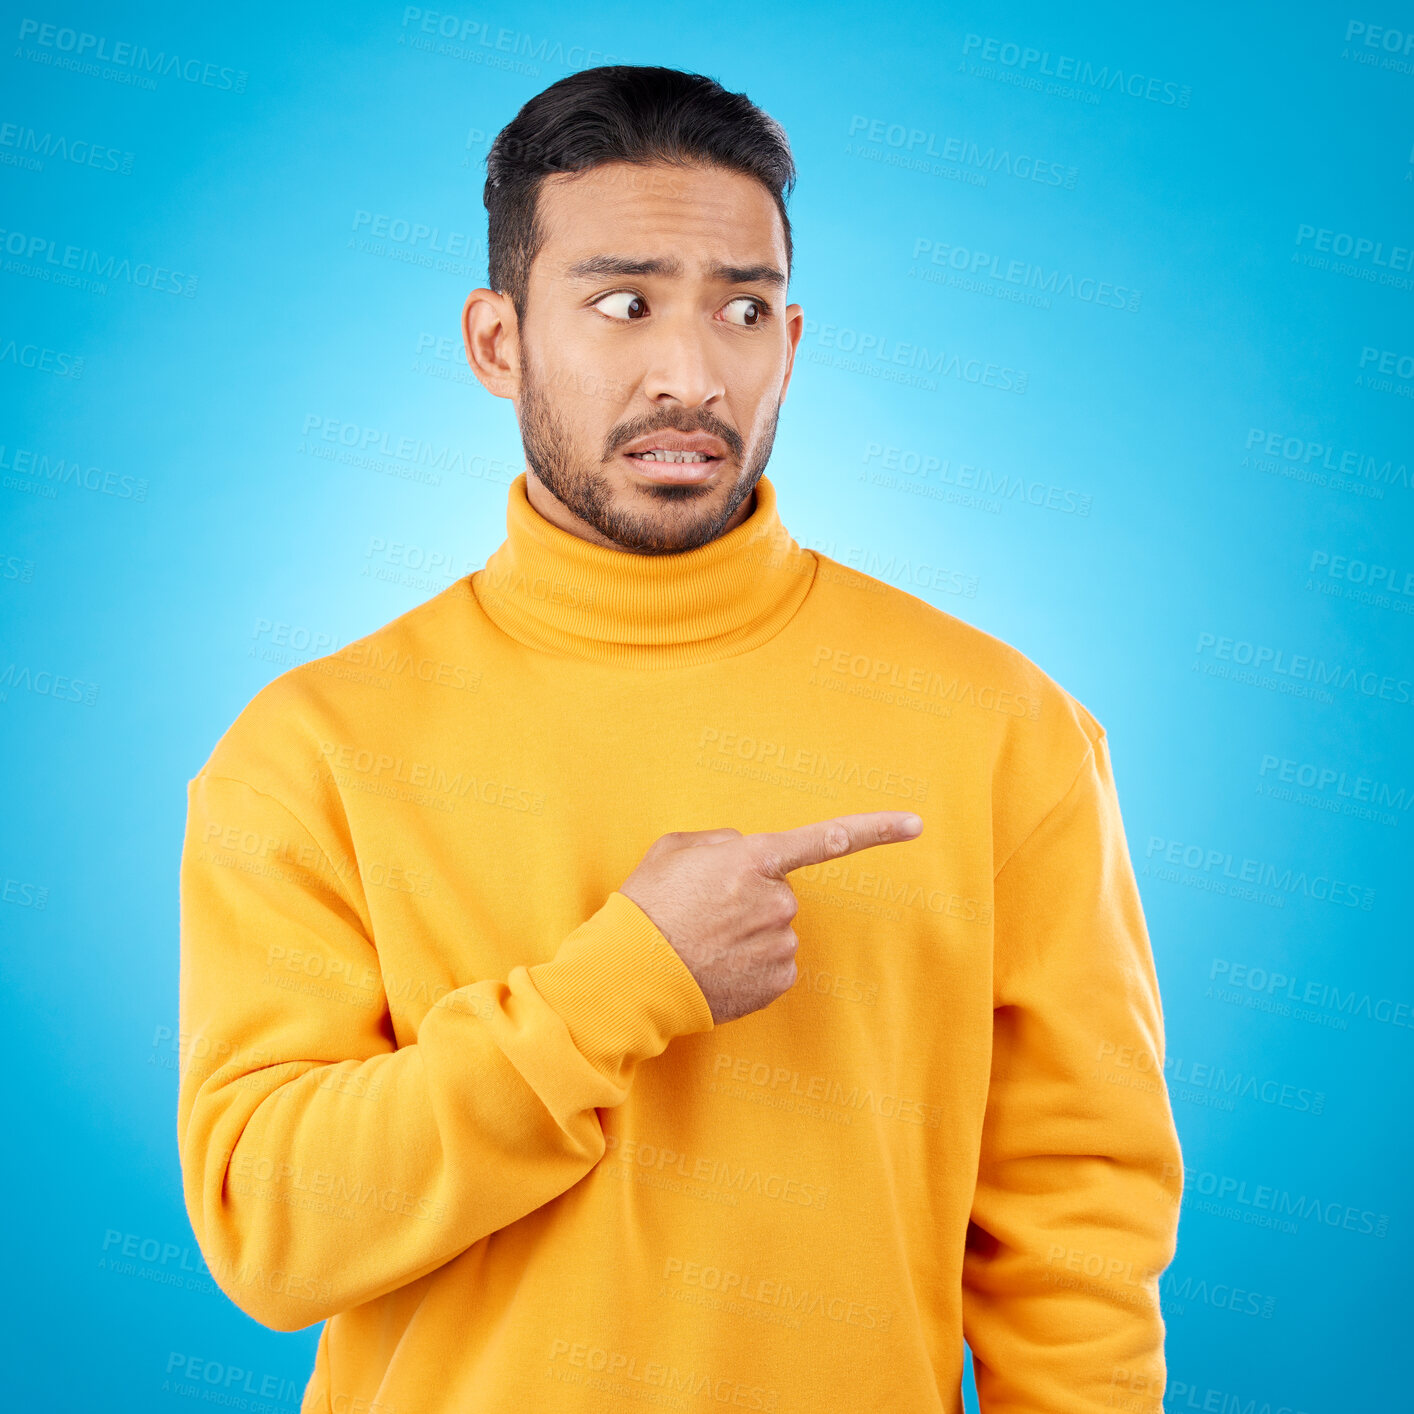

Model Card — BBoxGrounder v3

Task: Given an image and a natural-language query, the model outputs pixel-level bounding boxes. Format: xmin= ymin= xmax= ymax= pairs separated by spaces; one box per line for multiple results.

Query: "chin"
xmin=631 ymin=478 xmax=719 ymax=502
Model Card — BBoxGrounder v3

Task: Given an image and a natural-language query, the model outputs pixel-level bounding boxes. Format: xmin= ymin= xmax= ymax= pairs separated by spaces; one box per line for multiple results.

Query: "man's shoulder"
xmin=806 ymin=550 xmax=1104 ymax=745
xmin=806 ymin=552 xmax=1109 ymax=863
xmin=191 ymin=579 xmax=474 ymax=803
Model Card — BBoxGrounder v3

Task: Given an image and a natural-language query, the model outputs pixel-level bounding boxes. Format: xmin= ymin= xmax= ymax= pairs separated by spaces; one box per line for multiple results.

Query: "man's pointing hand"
xmin=619 ymin=812 xmax=924 ymax=1025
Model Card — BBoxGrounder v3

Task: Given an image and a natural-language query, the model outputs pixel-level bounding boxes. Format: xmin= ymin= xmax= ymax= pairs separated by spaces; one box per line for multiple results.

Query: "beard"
xmin=516 ymin=347 xmax=781 ymax=556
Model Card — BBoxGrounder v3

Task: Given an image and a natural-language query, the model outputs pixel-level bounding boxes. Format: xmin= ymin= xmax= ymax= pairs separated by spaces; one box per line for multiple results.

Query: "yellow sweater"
xmin=178 ymin=471 xmax=1183 ymax=1414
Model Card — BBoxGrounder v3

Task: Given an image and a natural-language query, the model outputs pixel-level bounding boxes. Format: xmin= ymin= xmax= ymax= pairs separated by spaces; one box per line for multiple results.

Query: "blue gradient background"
xmin=3 ymin=3 xmax=1411 ymax=1409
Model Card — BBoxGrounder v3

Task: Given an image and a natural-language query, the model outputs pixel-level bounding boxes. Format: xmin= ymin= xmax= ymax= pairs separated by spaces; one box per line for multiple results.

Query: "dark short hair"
xmin=483 ymin=65 xmax=796 ymax=324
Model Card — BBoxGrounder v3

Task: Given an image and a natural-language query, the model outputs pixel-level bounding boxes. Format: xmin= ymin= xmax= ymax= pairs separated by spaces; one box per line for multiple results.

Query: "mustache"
xmin=608 ymin=411 xmax=743 ymax=461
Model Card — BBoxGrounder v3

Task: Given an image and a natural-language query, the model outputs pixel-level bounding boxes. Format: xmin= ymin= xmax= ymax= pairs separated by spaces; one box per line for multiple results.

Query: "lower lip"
xmin=622 ymin=452 xmax=723 ymax=484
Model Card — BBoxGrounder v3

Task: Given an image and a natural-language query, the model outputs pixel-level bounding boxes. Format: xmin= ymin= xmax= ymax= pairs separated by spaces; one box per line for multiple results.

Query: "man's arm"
xmin=962 ymin=730 xmax=1184 ymax=1412
xmin=176 ymin=771 xmax=714 ymax=1332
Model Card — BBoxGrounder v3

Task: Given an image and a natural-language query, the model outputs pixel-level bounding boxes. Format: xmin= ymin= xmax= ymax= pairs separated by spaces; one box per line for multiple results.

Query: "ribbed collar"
xmin=472 ymin=472 xmax=817 ymax=668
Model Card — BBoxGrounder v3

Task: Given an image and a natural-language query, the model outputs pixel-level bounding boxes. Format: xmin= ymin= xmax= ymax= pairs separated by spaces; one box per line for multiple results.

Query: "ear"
xmin=462 ymin=289 xmax=520 ymax=401
xmin=778 ymin=302 xmax=804 ymax=404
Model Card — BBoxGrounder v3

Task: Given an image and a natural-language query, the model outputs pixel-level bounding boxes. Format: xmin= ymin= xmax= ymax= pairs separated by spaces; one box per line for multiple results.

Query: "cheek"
xmin=558 ymin=335 xmax=632 ymax=404
xmin=740 ymin=342 xmax=788 ymax=397
xmin=536 ymin=345 xmax=630 ymax=412
xmin=742 ymin=375 xmax=783 ymax=434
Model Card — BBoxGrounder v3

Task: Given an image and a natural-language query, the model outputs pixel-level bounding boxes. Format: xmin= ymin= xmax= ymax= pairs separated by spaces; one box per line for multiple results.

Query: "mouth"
xmin=621 ymin=448 xmax=725 ymax=484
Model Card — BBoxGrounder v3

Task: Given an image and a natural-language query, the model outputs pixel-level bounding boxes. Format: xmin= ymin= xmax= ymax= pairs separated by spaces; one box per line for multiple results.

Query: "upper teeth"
xmin=633 ymin=450 xmax=710 ymax=462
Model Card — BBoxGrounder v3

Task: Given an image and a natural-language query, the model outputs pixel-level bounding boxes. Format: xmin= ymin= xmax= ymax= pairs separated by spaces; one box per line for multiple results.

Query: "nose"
xmin=640 ymin=312 xmax=726 ymax=409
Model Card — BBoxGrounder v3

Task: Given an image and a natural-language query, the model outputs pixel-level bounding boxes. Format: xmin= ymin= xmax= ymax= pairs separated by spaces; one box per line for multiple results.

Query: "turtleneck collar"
xmin=471 ymin=471 xmax=817 ymax=669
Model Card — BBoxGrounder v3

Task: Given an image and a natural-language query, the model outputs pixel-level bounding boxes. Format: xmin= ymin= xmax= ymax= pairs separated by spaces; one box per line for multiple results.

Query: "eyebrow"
xmin=563 ymin=254 xmax=786 ymax=290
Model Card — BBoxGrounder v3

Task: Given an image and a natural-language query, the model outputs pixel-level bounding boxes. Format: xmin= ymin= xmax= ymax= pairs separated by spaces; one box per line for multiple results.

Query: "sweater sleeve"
xmin=962 ymin=731 xmax=1184 ymax=1411
xmin=176 ymin=771 xmax=714 ymax=1332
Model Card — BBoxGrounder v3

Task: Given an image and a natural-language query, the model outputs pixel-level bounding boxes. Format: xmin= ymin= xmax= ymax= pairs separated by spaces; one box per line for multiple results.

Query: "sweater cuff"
xmin=527 ymin=890 xmax=714 ymax=1083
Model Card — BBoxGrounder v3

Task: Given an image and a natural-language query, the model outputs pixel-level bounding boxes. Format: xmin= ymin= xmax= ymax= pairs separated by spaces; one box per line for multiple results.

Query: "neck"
xmin=472 ymin=472 xmax=815 ymax=669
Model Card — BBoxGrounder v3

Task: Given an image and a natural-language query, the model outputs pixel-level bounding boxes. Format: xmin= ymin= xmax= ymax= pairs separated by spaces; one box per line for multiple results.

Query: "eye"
xmin=592 ymin=291 xmax=648 ymax=321
xmin=722 ymin=296 xmax=767 ymax=327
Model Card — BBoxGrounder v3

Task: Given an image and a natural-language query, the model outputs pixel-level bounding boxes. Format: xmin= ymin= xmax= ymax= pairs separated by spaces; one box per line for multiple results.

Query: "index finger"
xmin=748 ymin=811 xmax=924 ymax=878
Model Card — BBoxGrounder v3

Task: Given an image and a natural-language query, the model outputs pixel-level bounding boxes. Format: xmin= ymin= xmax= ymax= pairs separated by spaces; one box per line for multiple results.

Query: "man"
xmin=178 ymin=65 xmax=1183 ymax=1414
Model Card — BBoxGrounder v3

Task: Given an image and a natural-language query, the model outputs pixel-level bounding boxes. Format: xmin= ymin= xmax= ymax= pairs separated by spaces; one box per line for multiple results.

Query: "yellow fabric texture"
xmin=177 ymin=471 xmax=1183 ymax=1414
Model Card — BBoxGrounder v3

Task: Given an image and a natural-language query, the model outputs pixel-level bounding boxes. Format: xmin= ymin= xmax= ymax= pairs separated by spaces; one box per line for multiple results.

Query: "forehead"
xmin=534 ymin=161 xmax=786 ymax=281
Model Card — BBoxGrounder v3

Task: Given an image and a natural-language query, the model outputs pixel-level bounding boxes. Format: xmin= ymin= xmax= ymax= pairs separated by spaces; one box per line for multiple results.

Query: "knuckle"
xmin=751 ymin=842 xmax=784 ymax=878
